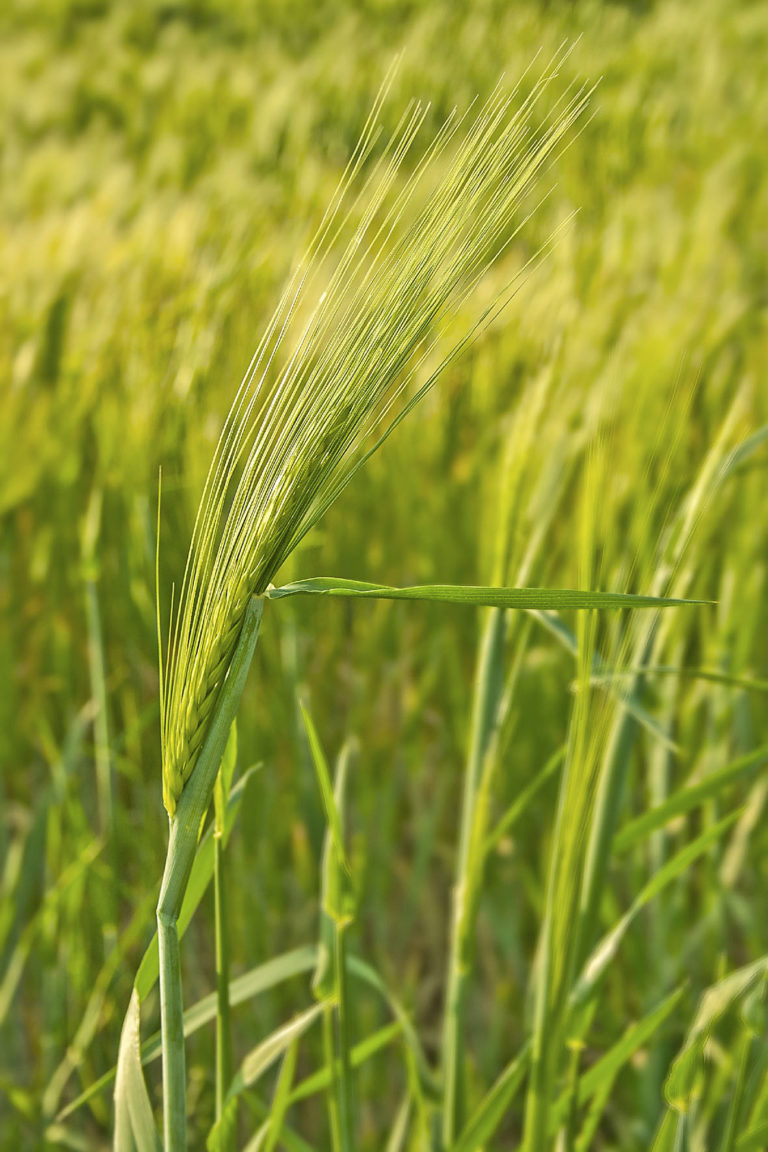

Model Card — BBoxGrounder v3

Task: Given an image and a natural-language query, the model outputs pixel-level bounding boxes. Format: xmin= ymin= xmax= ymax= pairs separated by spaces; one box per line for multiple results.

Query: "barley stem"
xmin=157 ymin=909 xmax=186 ymax=1152
xmin=322 ymin=1007 xmax=344 ymax=1152
xmin=213 ymin=833 xmax=233 ymax=1144
xmin=334 ymin=923 xmax=354 ymax=1152
xmin=156 ymin=596 xmax=264 ymax=1151
xmin=441 ymin=606 xmax=507 ymax=1145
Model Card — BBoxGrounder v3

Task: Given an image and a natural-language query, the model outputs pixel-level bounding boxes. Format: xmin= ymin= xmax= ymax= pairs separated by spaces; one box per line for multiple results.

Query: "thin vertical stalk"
xmin=322 ymin=1007 xmax=344 ymax=1152
xmin=334 ymin=922 xmax=355 ymax=1152
xmin=157 ymin=909 xmax=186 ymax=1152
xmin=719 ymin=1032 xmax=752 ymax=1152
xmin=156 ymin=597 xmax=264 ymax=1152
xmin=213 ymin=832 xmax=233 ymax=1143
xmin=441 ymin=606 xmax=506 ymax=1146
xmin=310 ymin=738 xmax=355 ymax=1152
xmin=82 ymin=488 xmax=118 ymax=937
xmin=522 ymin=608 xmax=598 ymax=1152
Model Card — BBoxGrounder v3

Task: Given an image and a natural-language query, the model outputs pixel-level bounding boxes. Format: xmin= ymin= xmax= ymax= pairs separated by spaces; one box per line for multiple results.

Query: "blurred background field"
xmin=1 ymin=0 xmax=766 ymax=1148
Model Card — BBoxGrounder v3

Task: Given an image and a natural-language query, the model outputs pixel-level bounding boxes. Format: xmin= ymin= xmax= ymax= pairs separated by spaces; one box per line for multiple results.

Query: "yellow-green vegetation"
xmin=1 ymin=1 xmax=766 ymax=1150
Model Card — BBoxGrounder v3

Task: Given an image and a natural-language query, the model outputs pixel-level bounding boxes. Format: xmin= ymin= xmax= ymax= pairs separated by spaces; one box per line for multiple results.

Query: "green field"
xmin=1 ymin=1 xmax=767 ymax=1149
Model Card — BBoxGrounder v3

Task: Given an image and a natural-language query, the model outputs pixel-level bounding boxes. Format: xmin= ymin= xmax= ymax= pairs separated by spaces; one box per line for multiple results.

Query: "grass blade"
xmin=569 ymin=810 xmax=743 ymax=1021
xmin=268 ymin=578 xmax=705 ymax=611
xmin=113 ymin=989 xmax=161 ymax=1152
xmin=665 ymin=960 xmax=768 ymax=1111
xmin=299 ymin=705 xmax=353 ymax=881
xmin=614 ymin=745 xmax=768 ymax=853
xmin=449 ymin=1044 xmax=530 ymax=1152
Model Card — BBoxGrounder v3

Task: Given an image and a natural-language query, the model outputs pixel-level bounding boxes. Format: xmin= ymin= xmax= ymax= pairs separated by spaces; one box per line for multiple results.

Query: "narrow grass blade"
xmin=575 ymin=396 xmax=749 ymax=986
xmin=442 ymin=605 xmax=508 ymax=1145
xmin=449 ymin=1043 xmax=530 ymax=1152
xmin=552 ymin=984 xmax=687 ymax=1130
xmin=664 ymin=960 xmax=768 ymax=1111
xmin=286 ymin=1022 xmax=402 ymax=1104
xmin=719 ymin=1033 xmax=753 ymax=1152
xmin=43 ymin=889 xmax=157 ymax=1119
xmin=213 ymin=722 xmax=238 ymax=834
xmin=569 ymin=810 xmax=743 ymax=1021
xmin=527 ymin=609 xmax=679 ymax=752
xmin=385 ymin=1093 xmax=411 ymax=1152
xmin=245 ymin=1098 xmax=319 ymax=1152
xmin=226 ymin=1002 xmax=326 ymax=1100
xmin=0 ymin=839 xmax=102 ymax=1028
xmin=614 ymin=745 xmax=768 ymax=853
xmin=59 ymin=947 xmax=319 ymax=1122
xmin=113 ymin=989 xmax=161 ymax=1152
xmin=346 ymin=955 xmax=438 ymax=1100
xmin=589 ymin=666 xmax=768 ymax=695
xmin=300 ymin=705 xmax=353 ymax=881
xmin=213 ymin=827 xmax=233 ymax=1145
xmin=268 ymin=578 xmax=705 ymax=611
xmin=258 ymin=1037 xmax=301 ymax=1152
xmin=736 ymin=1122 xmax=768 ymax=1152
xmin=522 ymin=600 xmax=602 ymax=1152
xmin=484 ymin=745 xmax=565 ymax=856
xmin=305 ymin=732 xmax=356 ymax=1150
xmin=718 ymin=424 xmax=768 ymax=482
xmin=213 ymin=723 xmax=239 ymax=1147
xmin=208 ymin=1007 xmax=327 ymax=1152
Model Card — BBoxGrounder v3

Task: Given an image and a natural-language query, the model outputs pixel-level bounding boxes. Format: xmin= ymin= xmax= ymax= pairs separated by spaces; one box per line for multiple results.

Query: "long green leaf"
xmin=552 ymin=985 xmax=687 ymax=1130
xmin=346 ymin=956 xmax=438 ymax=1099
xmin=207 ymin=1003 xmax=327 ymax=1152
xmin=527 ymin=609 xmax=679 ymax=753
xmin=736 ymin=1122 xmax=768 ymax=1152
xmin=718 ymin=424 xmax=768 ymax=482
xmin=113 ymin=989 xmax=162 ymax=1152
xmin=268 ymin=578 xmax=704 ymax=611
xmin=232 ymin=1003 xmax=327 ymax=1095
xmin=262 ymin=1038 xmax=301 ymax=1152
xmin=449 ymin=1044 xmax=530 ymax=1152
xmin=58 ymin=946 xmax=317 ymax=1121
xmin=569 ymin=811 xmax=742 ymax=1019
xmin=300 ymin=704 xmax=353 ymax=882
xmin=614 ymin=746 xmax=768 ymax=854
xmin=286 ymin=1022 xmax=403 ymax=1104
xmin=484 ymin=745 xmax=565 ymax=856
xmin=665 ymin=960 xmax=768 ymax=1110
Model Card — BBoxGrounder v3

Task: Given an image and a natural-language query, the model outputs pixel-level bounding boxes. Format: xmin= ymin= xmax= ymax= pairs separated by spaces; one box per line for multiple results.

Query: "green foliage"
xmin=1 ymin=0 xmax=766 ymax=1149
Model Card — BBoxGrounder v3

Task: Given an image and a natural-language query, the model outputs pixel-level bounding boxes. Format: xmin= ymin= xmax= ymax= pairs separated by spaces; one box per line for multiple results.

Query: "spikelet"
xmin=160 ymin=55 xmax=592 ymax=816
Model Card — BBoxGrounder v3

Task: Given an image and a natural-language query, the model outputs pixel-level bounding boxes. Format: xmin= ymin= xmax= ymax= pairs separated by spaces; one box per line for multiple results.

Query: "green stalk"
xmin=334 ymin=922 xmax=354 ymax=1152
xmin=441 ymin=606 xmax=506 ymax=1146
xmin=82 ymin=488 xmax=118 ymax=938
xmin=213 ymin=832 xmax=233 ymax=1143
xmin=310 ymin=739 xmax=355 ymax=1152
xmin=157 ymin=909 xmax=185 ymax=1152
xmin=156 ymin=597 xmax=264 ymax=1152
xmin=522 ymin=609 xmax=598 ymax=1152
xmin=322 ymin=1007 xmax=343 ymax=1152
xmin=719 ymin=1032 xmax=753 ymax=1152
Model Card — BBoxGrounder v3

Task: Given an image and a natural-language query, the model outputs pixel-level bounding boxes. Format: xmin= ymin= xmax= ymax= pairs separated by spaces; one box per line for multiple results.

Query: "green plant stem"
xmin=335 ymin=923 xmax=354 ymax=1152
xmin=441 ymin=607 xmax=506 ymax=1146
xmin=156 ymin=596 xmax=264 ymax=1152
xmin=719 ymin=1032 xmax=752 ymax=1152
xmin=157 ymin=909 xmax=186 ymax=1152
xmin=214 ymin=832 xmax=233 ymax=1142
xmin=322 ymin=1007 xmax=343 ymax=1152
xmin=82 ymin=489 xmax=118 ymax=939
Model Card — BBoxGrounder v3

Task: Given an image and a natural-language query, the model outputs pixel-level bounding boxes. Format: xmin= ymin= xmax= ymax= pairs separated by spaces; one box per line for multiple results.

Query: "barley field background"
xmin=1 ymin=1 xmax=767 ymax=1149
